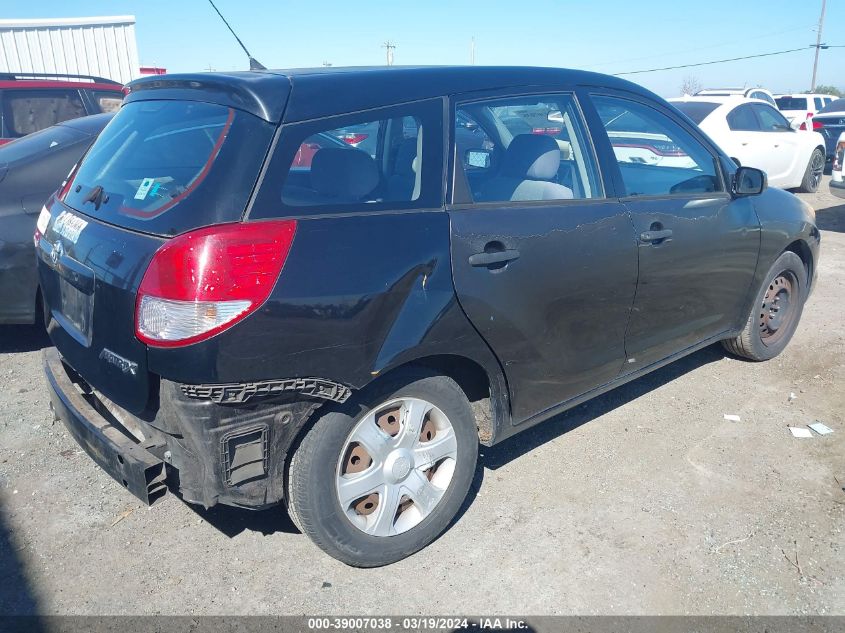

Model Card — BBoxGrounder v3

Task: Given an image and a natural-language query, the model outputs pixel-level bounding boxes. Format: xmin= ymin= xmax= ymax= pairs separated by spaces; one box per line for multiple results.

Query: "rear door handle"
xmin=468 ymin=249 xmax=520 ymax=267
xmin=640 ymin=229 xmax=673 ymax=244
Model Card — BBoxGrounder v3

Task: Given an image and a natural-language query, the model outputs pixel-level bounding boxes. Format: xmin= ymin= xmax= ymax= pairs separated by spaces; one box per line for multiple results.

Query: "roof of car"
xmin=669 ymin=95 xmax=772 ymax=107
xmin=59 ymin=112 xmax=114 ymax=134
xmin=126 ymin=66 xmax=654 ymax=124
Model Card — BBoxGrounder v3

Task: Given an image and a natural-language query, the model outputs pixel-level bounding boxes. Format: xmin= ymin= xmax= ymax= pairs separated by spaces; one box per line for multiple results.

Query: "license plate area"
xmin=57 ymin=276 xmax=94 ymax=345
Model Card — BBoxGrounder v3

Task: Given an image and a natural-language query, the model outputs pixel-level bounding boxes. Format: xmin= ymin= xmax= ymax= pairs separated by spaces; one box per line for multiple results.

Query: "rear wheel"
xmin=722 ymin=251 xmax=807 ymax=361
xmin=286 ymin=370 xmax=478 ymax=567
xmin=798 ymin=148 xmax=825 ymax=193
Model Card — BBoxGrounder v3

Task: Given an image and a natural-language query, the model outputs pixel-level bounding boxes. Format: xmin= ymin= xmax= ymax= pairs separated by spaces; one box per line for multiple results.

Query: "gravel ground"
xmin=1 ymin=179 xmax=843 ymax=616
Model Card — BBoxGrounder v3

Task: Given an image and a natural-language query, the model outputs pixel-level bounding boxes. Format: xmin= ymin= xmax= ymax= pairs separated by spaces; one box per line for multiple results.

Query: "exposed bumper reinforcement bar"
xmin=43 ymin=347 xmax=168 ymax=505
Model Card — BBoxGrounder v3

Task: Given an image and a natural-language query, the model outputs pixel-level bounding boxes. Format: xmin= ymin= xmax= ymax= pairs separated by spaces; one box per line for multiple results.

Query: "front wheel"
xmin=798 ymin=148 xmax=825 ymax=193
xmin=286 ymin=370 xmax=479 ymax=567
xmin=722 ymin=251 xmax=808 ymax=361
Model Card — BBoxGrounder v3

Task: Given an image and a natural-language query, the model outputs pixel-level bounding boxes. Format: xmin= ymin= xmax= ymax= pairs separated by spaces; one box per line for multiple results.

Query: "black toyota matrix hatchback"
xmin=38 ymin=67 xmax=819 ymax=566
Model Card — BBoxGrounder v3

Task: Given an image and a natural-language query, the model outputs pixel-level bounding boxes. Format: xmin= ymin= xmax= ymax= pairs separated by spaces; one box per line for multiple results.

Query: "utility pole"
xmin=322 ymin=61 xmax=332 ymax=67
xmin=470 ymin=37 xmax=475 ymax=65
xmin=382 ymin=40 xmax=396 ymax=66
xmin=811 ymin=0 xmax=827 ymax=91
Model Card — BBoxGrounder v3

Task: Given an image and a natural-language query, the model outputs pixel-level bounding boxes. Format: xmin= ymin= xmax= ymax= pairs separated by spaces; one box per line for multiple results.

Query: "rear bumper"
xmin=43 ymin=347 xmax=168 ymax=505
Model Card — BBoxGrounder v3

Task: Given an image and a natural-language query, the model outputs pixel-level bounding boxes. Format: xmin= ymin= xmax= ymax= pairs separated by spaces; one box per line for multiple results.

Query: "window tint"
xmin=593 ymin=95 xmax=722 ymax=197
xmin=776 ymin=97 xmax=808 ymax=110
xmin=0 ymin=123 xmax=87 ymax=164
xmin=455 ymin=94 xmax=601 ymax=203
xmin=250 ymin=99 xmax=443 ymax=217
xmin=2 ymin=89 xmax=86 ymax=137
xmin=63 ymin=100 xmax=275 ymax=236
xmin=752 ymin=104 xmax=790 ymax=131
xmin=727 ymin=105 xmax=759 ymax=131
xmin=671 ymin=101 xmax=719 ymax=124
xmin=92 ymin=90 xmax=123 ymax=113
xmin=814 ymin=97 xmax=824 ymax=110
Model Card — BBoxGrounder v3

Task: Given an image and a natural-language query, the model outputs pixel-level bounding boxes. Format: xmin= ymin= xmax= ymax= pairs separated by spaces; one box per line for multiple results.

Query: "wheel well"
xmin=382 ymin=355 xmax=496 ymax=444
xmin=785 ymin=240 xmax=813 ymax=288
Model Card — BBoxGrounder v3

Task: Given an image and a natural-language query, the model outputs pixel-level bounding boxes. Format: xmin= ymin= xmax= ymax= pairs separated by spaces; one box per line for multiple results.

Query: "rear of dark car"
xmin=812 ymin=98 xmax=845 ymax=161
xmin=38 ymin=77 xmax=284 ymax=505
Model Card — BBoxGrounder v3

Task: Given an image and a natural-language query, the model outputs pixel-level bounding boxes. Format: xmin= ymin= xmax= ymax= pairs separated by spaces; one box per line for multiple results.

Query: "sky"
xmin=2 ymin=0 xmax=844 ymax=98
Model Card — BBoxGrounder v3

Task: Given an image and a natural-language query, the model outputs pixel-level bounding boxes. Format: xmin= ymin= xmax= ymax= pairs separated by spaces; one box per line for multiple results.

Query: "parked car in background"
xmin=0 ymin=113 xmax=112 ymax=324
xmin=0 ymin=73 xmax=122 ymax=144
xmin=696 ymin=87 xmax=777 ymax=107
xmin=38 ymin=67 xmax=818 ymax=567
xmin=775 ymin=93 xmax=836 ymax=128
xmin=831 ymin=132 xmax=845 ymax=199
xmin=809 ymin=98 xmax=845 ymax=164
xmin=670 ymin=96 xmax=826 ymax=192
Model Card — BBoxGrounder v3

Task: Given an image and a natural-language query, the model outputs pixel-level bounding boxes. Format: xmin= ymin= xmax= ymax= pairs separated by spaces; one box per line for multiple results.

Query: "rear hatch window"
xmin=62 ymin=100 xmax=275 ymax=236
xmin=671 ymin=101 xmax=719 ymax=125
xmin=775 ymin=97 xmax=808 ymax=111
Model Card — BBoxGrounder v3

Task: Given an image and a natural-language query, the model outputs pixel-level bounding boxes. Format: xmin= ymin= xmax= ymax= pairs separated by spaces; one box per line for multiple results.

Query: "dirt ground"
xmin=1 ymin=179 xmax=843 ymax=616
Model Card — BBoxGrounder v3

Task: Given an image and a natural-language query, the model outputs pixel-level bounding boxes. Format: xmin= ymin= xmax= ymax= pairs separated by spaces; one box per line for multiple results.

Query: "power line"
xmin=614 ymin=46 xmax=812 ymax=76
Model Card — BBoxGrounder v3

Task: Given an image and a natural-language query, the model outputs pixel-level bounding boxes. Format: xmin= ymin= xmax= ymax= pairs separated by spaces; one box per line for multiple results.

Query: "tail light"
xmin=135 ymin=220 xmax=297 ymax=347
xmin=800 ymin=120 xmax=824 ymax=131
xmin=531 ymin=127 xmax=562 ymax=136
xmin=337 ymin=133 xmax=368 ymax=146
xmin=34 ymin=205 xmax=51 ymax=247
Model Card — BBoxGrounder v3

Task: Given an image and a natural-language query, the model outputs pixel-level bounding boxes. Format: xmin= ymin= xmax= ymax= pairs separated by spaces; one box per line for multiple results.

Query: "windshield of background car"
xmin=61 ymin=100 xmax=275 ymax=236
xmin=0 ymin=124 xmax=88 ymax=164
xmin=671 ymin=102 xmax=719 ymax=124
xmin=819 ymin=99 xmax=845 ymax=114
xmin=776 ymin=97 xmax=808 ymax=110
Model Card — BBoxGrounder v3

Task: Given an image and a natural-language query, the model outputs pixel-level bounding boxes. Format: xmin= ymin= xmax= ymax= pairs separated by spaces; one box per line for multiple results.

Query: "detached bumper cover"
xmin=43 ymin=347 xmax=167 ymax=505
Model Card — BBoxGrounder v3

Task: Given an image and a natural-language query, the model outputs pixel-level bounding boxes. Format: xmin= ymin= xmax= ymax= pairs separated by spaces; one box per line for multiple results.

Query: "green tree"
xmin=808 ymin=85 xmax=843 ymax=97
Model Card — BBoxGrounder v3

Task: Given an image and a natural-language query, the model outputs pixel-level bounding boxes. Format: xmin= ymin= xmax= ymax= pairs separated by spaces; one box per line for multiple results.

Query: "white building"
xmin=0 ymin=16 xmax=140 ymax=84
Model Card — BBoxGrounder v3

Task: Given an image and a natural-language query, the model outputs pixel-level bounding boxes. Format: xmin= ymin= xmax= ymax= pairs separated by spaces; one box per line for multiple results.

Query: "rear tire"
xmin=798 ymin=148 xmax=825 ymax=193
xmin=722 ymin=251 xmax=807 ymax=361
xmin=286 ymin=369 xmax=478 ymax=567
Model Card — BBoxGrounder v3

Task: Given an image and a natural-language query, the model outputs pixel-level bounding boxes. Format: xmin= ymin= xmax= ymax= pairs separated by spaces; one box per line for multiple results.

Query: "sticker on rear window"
xmin=134 ymin=178 xmax=155 ymax=200
xmin=53 ymin=210 xmax=88 ymax=244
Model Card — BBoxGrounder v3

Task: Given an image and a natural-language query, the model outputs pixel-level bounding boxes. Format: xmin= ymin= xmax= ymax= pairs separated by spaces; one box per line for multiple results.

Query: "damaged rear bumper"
xmin=43 ymin=346 xmax=340 ymax=510
xmin=43 ymin=347 xmax=167 ymax=505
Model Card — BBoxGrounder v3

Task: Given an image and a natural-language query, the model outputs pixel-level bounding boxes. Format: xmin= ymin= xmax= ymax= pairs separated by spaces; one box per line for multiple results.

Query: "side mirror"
xmin=733 ymin=166 xmax=767 ymax=196
xmin=465 ymin=148 xmax=493 ymax=170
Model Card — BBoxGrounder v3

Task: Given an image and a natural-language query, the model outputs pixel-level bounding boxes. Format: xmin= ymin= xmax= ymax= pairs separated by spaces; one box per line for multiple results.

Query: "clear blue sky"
xmin=4 ymin=0 xmax=845 ymax=97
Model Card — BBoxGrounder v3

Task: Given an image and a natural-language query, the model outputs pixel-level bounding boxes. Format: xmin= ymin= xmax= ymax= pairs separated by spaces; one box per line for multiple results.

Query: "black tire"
xmin=722 ymin=251 xmax=807 ymax=361
xmin=798 ymin=148 xmax=825 ymax=193
xmin=286 ymin=369 xmax=479 ymax=567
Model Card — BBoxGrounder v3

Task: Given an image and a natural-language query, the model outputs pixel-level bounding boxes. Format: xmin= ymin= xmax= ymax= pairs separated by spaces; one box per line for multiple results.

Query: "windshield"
xmin=62 ymin=100 xmax=275 ymax=236
xmin=671 ymin=102 xmax=719 ymax=124
xmin=776 ymin=97 xmax=808 ymax=111
xmin=0 ymin=124 xmax=88 ymax=164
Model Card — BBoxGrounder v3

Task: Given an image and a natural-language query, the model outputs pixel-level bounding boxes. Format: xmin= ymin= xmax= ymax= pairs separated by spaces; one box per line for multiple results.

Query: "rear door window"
xmin=2 ymin=89 xmax=86 ymax=137
xmin=62 ymin=99 xmax=275 ymax=236
xmin=727 ymin=105 xmax=760 ymax=131
xmin=250 ymin=99 xmax=443 ymax=218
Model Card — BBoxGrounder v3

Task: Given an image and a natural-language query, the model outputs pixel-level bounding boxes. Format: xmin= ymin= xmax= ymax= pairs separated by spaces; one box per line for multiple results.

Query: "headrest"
xmin=394 ymin=137 xmax=418 ymax=176
xmin=311 ymin=148 xmax=379 ymax=199
xmin=501 ymin=134 xmax=561 ymax=181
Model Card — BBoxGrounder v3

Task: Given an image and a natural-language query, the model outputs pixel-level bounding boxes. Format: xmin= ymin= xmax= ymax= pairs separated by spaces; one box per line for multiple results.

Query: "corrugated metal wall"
xmin=0 ymin=16 xmax=140 ymax=84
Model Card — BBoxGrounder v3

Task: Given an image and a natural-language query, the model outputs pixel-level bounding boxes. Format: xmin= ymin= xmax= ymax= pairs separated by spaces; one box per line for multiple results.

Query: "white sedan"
xmin=669 ymin=96 xmax=827 ymax=193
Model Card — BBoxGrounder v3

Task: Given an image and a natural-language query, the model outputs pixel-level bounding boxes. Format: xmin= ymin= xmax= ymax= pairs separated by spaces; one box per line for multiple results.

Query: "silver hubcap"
xmin=811 ymin=152 xmax=824 ymax=188
xmin=335 ymin=397 xmax=458 ymax=537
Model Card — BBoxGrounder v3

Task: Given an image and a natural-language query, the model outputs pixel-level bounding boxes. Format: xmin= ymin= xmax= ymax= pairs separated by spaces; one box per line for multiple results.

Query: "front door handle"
xmin=640 ymin=229 xmax=673 ymax=243
xmin=468 ymin=249 xmax=520 ymax=267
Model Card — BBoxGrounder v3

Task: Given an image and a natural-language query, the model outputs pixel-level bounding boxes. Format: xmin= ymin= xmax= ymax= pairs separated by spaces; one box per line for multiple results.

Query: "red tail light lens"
xmin=135 ymin=220 xmax=297 ymax=347
xmin=337 ymin=133 xmax=368 ymax=146
xmin=812 ymin=120 xmax=824 ymax=130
